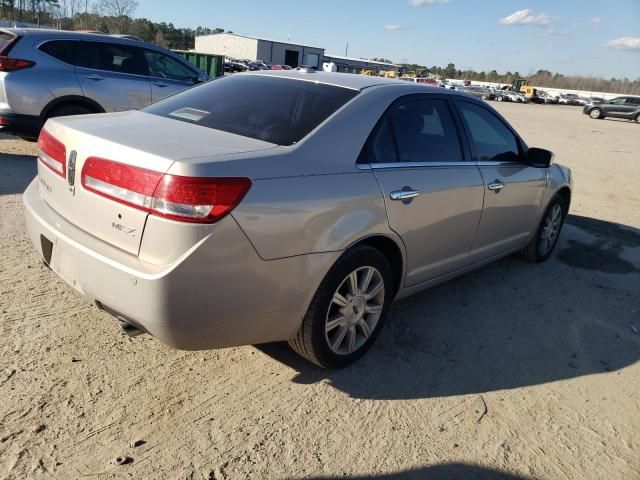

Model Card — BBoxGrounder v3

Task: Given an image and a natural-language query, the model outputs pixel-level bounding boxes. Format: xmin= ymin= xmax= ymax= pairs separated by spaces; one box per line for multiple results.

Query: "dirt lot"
xmin=1 ymin=104 xmax=639 ymax=480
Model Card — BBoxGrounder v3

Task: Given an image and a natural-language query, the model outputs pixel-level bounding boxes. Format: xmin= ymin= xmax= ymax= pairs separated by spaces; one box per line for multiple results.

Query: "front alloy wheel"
xmin=589 ymin=108 xmax=602 ymax=119
xmin=289 ymin=245 xmax=393 ymax=368
xmin=522 ymin=194 xmax=567 ymax=262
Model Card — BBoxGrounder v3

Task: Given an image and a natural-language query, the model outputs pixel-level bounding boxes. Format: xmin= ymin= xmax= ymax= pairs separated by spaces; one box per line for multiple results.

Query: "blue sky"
xmin=136 ymin=0 xmax=640 ymax=79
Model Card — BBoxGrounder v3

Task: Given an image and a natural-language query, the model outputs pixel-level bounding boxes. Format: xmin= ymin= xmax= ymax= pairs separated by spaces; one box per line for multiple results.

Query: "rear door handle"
xmin=487 ymin=180 xmax=505 ymax=192
xmin=84 ymin=74 xmax=104 ymax=81
xmin=152 ymin=81 xmax=169 ymax=87
xmin=390 ymin=189 xmax=420 ymax=201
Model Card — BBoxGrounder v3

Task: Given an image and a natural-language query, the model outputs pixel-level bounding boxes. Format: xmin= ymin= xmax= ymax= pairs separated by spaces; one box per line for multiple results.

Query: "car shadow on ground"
xmin=258 ymin=215 xmax=640 ymax=400
xmin=298 ymin=463 xmax=531 ymax=480
xmin=0 ymin=151 xmax=37 ymax=196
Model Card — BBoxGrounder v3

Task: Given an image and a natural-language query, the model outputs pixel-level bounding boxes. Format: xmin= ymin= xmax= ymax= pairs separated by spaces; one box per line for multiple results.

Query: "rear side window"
xmin=143 ymin=50 xmax=197 ymax=82
xmin=75 ymin=42 xmax=148 ymax=76
xmin=389 ymin=98 xmax=463 ymax=163
xmin=143 ymin=75 xmax=358 ymax=145
xmin=39 ymin=40 xmax=77 ymax=64
xmin=0 ymin=32 xmax=16 ymax=54
xmin=457 ymin=101 xmax=520 ymax=162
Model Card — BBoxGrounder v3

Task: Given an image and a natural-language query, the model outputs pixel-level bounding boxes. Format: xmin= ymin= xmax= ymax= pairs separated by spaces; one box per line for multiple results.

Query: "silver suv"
xmin=0 ymin=28 xmax=208 ymax=138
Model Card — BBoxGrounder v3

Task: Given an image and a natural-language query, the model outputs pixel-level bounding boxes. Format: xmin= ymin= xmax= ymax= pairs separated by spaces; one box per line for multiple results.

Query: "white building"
xmin=194 ymin=33 xmax=325 ymax=69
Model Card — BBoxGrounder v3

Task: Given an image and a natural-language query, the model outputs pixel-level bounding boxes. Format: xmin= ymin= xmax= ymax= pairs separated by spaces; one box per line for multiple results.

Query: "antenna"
xmin=345 ymin=42 xmax=349 ymax=57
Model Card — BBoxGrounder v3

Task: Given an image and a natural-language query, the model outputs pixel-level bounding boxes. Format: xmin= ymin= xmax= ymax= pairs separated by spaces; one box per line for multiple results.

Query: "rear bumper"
xmin=0 ymin=112 xmax=40 ymax=138
xmin=23 ymin=178 xmax=337 ymax=350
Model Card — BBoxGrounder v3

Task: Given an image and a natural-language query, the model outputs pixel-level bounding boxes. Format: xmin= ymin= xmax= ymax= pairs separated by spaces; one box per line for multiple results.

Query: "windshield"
xmin=143 ymin=75 xmax=359 ymax=146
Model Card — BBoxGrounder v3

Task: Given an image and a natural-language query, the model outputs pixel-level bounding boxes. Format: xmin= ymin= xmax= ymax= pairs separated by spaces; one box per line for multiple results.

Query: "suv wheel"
xmin=289 ymin=245 xmax=393 ymax=368
xmin=47 ymin=104 xmax=93 ymax=120
xmin=635 ymin=113 xmax=640 ymax=124
xmin=589 ymin=108 xmax=603 ymax=119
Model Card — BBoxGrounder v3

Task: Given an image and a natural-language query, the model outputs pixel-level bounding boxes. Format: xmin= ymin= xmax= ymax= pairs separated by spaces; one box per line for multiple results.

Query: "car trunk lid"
xmin=37 ymin=110 xmax=275 ymax=255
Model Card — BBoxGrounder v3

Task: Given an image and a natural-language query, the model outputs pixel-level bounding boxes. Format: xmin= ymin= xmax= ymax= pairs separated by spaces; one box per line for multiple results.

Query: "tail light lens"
xmin=37 ymin=129 xmax=66 ymax=178
xmin=0 ymin=56 xmax=35 ymax=72
xmin=81 ymin=157 xmax=251 ymax=224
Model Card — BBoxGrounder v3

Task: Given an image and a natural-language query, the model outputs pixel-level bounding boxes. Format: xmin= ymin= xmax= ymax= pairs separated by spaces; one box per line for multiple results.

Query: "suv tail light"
xmin=37 ymin=129 xmax=66 ymax=178
xmin=0 ymin=56 xmax=35 ymax=72
xmin=81 ymin=157 xmax=251 ymax=224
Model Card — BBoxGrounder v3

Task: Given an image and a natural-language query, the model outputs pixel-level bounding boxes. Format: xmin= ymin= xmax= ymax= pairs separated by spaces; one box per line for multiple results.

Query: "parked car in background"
xmin=0 ymin=28 xmax=208 ymax=139
xmin=588 ymin=96 xmax=606 ymax=104
xmin=583 ymin=96 xmax=640 ymax=122
xmin=514 ymin=92 xmax=530 ymax=104
xmin=255 ymin=60 xmax=272 ymax=70
xmin=531 ymin=90 xmax=558 ymax=104
xmin=460 ymin=86 xmax=495 ymax=101
xmin=500 ymin=90 xmax=522 ymax=103
xmin=224 ymin=57 xmax=248 ymax=72
xmin=557 ymin=94 xmax=582 ymax=106
xmin=24 ymin=71 xmax=572 ymax=368
xmin=271 ymin=64 xmax=293 ymax=70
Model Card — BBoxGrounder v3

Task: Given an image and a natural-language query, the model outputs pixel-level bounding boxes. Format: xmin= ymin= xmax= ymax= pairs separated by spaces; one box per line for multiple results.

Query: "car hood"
xmin=47 ymin=110 xmax=278 ymax=161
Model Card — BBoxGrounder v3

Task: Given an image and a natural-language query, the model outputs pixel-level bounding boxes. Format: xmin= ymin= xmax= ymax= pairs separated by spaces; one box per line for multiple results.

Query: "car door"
xmin=361 ymin=95 xmax=485 ymax=286
xmin=454 ymin=99 xmax=545 ymax=260
xmin=605 ymin=97 xmax=637 ymax=118
xmin=142 ymin=49 xmax=200 ymax=102
xmin=74 ymin=40 xmax=151 ymax=111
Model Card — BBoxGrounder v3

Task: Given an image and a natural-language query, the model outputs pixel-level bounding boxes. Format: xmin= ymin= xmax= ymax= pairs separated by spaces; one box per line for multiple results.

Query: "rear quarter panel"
xmin=231 ymin=171 xmax=398 ymax=260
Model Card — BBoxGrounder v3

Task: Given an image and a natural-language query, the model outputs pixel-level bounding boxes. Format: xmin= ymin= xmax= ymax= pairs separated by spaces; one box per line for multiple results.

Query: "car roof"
xmin=244 ymin=70 xmax=465 ymax=93
xmin=3 ymin=28 xmax=149 ymax=45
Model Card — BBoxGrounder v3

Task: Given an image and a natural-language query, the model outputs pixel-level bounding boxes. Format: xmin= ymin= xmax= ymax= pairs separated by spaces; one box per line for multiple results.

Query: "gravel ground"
xmin=0 ymin=104 xmax=639 ymax=480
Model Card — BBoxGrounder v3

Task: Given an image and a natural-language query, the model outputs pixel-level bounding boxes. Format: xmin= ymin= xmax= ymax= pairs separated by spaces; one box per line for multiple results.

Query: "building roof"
xmin=323 ymin=54 xmax=397 ymax=68
xmin=196 ymin=32 xmax=324 ymax=50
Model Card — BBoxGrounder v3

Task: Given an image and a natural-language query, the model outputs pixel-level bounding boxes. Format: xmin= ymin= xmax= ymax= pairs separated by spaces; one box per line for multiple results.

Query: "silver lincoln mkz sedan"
xmin=24 ymin=71 xmax=572 ymax=368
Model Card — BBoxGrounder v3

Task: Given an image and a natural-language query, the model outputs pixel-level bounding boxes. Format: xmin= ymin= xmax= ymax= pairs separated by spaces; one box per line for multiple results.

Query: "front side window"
xmin=143 ymin=50 xmax=197 ymax=82
xmin=143 ymin=75 xmax=358 ymax=146
xmin=457 ymin=101 xmax=520 ymax=162
xmin=609 ymin=97 xmax=627 ymax=105
xmin=75 ymin=42 xmax=147 ymax=76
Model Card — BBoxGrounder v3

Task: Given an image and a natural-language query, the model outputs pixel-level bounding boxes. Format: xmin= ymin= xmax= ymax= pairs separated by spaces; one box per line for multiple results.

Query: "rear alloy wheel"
xmin=589 ymin=108 xmax=603 ymax=119
xmin=481 ymin=94 xmax=488 ymax=101
xmin=289 ymin=245 xmax=393 ymax=368
xmin=522 ymin=195 xmax=567 ymax=263
xmin=497 ymin=96 xmax=504 ymax=102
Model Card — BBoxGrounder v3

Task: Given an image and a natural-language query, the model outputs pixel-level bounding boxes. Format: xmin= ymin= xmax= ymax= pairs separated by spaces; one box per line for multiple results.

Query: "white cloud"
xmin=603 ymin=37 xmax=640 ymax=51
xmin=408 ymin=0 xmax=450 ymax=6
xmin=385 ymin=24 xmax=404 ymax=31
xmin=499 ymin=9 xmax=556 ymax=26
xmin=590 ymin=16 xmax=602 ymax=27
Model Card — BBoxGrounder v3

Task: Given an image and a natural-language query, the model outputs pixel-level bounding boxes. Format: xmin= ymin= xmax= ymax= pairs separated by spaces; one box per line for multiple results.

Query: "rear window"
xmin=39 ymin=40 xmax=77 ymax=64
xmin=0 ymin=32 xmax=16 ymax=54
xmin=143 ymin=75 xmax=359 ymax=146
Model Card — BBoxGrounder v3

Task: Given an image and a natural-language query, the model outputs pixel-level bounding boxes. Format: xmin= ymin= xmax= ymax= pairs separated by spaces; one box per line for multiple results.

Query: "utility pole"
xmin=345 ymin=42 xmax=349 ymax=57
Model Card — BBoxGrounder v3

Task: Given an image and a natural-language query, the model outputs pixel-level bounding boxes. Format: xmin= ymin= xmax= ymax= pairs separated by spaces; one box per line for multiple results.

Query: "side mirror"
xmin=528 ymin=147 xmax=554 ymax=168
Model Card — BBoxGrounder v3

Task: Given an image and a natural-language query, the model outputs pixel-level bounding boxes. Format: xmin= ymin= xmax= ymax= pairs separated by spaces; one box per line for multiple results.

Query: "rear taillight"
xmin=81 ymin=158 xmax=251 ymax=224
xmin=37 ymin=129 xmax=66 ymax=178
xmin=0 ymin=56 xmax=35 ymax=72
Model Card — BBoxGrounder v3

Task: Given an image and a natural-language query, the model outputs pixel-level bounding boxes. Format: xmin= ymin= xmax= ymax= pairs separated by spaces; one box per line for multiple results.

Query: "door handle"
xmin=390 ymin=189 xmax=420 ymax=201
xmin=487 ymin=180 xmax=505 ymax=192
xmin=84 ymin=74 xmax=104 ymax=81
xmin=152 ymin=81 xmax=169 ymax=87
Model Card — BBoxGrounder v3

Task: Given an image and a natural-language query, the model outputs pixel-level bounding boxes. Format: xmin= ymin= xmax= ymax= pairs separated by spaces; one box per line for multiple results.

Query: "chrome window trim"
xmin=357 ymin=160 xmax=524 ymax=170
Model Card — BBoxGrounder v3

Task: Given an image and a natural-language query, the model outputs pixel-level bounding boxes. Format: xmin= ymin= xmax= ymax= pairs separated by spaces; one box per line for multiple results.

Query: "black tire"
xmin=481 ymin=94 xmax=488 ymax=101
xmin=47 ymin=104 xmax=93 ymax=120
xmin=635 ymin=113 xmax=640 ymax=124
xmin=522 ymin=194 xmax=567 ymax=263
xmin=288 ymin=245 xmax=394 ymax=369
xmin=497 ymin=96 xmax=504 ymax=102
